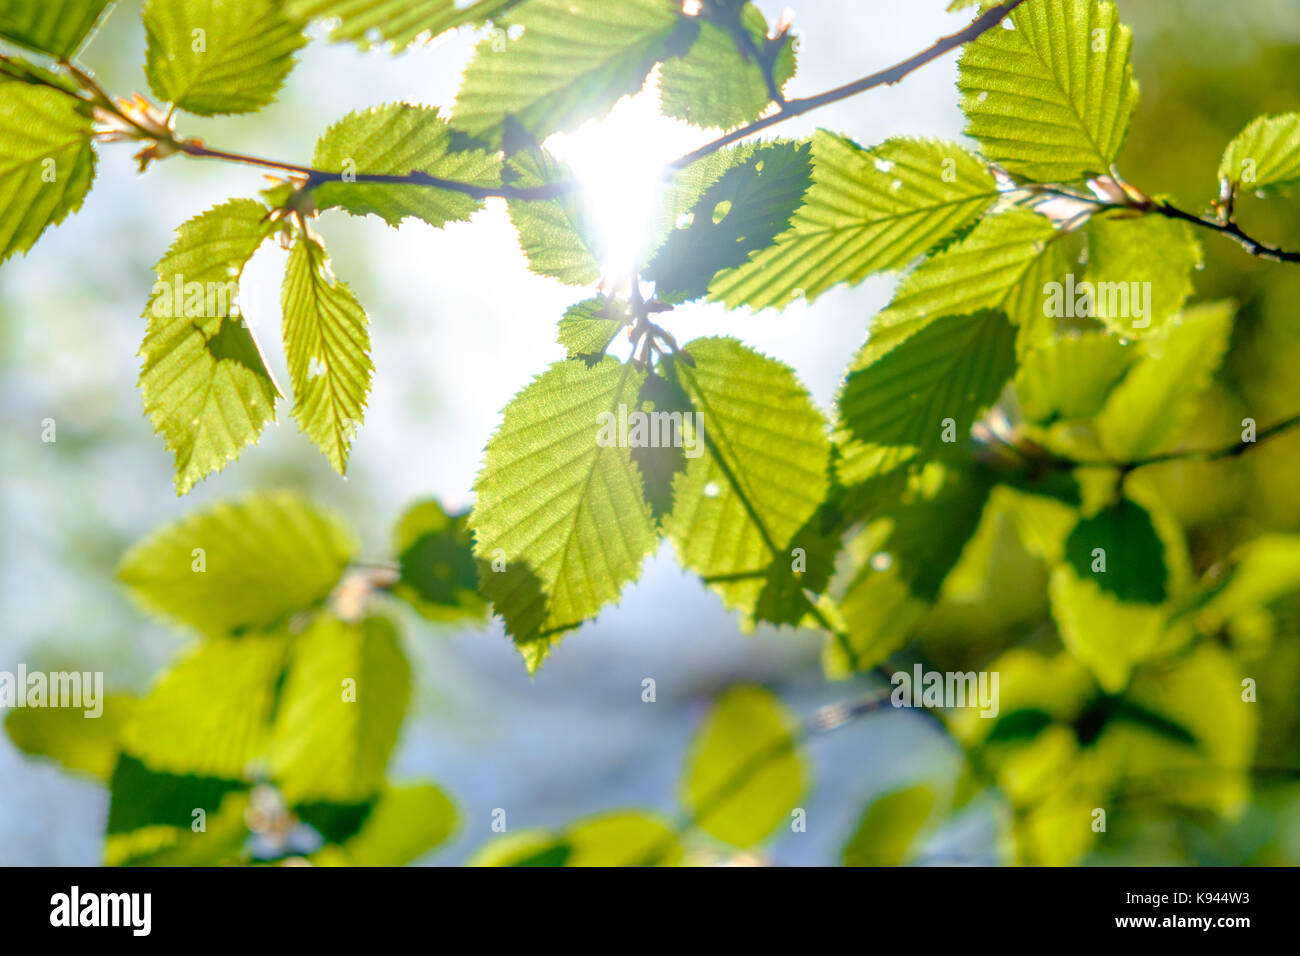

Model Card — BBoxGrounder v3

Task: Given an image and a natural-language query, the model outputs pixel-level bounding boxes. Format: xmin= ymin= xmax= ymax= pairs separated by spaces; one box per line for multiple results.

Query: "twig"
xmin=1153 ymin=200 xmax=1300 ymax=264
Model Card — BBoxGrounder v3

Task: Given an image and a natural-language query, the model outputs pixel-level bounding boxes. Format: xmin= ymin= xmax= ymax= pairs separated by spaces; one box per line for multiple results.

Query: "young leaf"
xmin=658 ymin=2 xmax=796 ymax=130
xmin=556 ymin=296 xmax=627 ymax=360
xmin=1049 ymin=565 xmax=1167 ymax=693
xmin=118 ymin=491 xmax=357 ymax=638
xmin=0 ymin=0 xmax=112 ymax=58
xmin=709 ymin=134 xmax=999 ymax=311
xmin=269 ymin=615 xmax=411 ymax=803
xmin=958 ymin=0 xmax=1138 ymax=181
xmin=662 ymin=337 xmax=831 ymax=626
xmin=682 ymin=685 xmax=805 ymax=848
xmin=469 ymin=357 xmax=659 ymax=670
xmin=137 ymin=199 xmax=282 ymax=495
xmin=858 ymin=208 xmax=1071 ymax=361
xmin=1063 ymin=500 xmax=1168 ymax=605
xmin=1218 ymin=113 xmax=1300 ymax=194
xmin=315 ymin=784 xmax=457 ymax=866
xmin=0 ymin=83 xmax=96 ymax=265
xmin=834 ymin=466 xmax=992 ymax=672
xmin=451 ymin=0 xmax=696 ymax=147
xmin=836 ymin=310 xmax=1017 ymax=493
xmin=120 ymin=634 xmax=292 ymax=779
xmin=281 ymin=232 xmax=373 ymax=475
xmin=842 ymin=784 xmax=935 ymax=866
xmin=143 ymin=0 xmax=305 ymax=116
xmin=473 ymin=811 xmax=681 ymax=867
xmin=1084 ymin=214 xmax=1201 ymax=336
xmin=5 ymin=695 xmax=134 ymax=782
xmin=287 ymin=0 xmax=518 ymax=51
xmin=391 ymin=499 xmax=486 ymax=623
xmin=312 ymin=103 xmax=500 ymax=228
xmin=1094 ymin=302 xmax=1234 ymax=461
xmin=507 ymin=149 xmax=601 ymax=285
xmin=1196 ymin=535 xmax=1300 ymax=633
xmin=646 ymin=139 xmax=812 ymax=304
xmin=1015 ymin=331 xmax=1136 ymax=424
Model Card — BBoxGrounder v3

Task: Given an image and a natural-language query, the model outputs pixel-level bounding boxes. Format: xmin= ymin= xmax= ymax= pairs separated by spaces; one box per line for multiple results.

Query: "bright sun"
xmin=543 ymin=75 xmax=710 ymax=286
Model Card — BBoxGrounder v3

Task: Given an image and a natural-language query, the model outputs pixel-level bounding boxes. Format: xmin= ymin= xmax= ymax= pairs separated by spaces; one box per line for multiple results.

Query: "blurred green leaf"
xmin=5 ymin=695 xmax=134 ymax=782
xmin=269 ymin=615 xmax=411 ymax=803
xmin=118 ymin=491 xmax=356 ymax=638
xmin=392 ymin=499 xmax=486 ymax=623
xmin=683 ymin=685 xmax=805 ymax=848
xmin=842 ymin=784 xmax=935 ymax=866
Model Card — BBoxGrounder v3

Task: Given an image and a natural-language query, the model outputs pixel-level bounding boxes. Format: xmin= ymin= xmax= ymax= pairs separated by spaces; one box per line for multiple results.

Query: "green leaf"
xmin=392 ymin=499 xmax=486 ymax=623
xmin=658 ymin=3 xmax=795 ymax=130
xmin=1197 ymin=535 xmax=1300 ymax=632
xmin=5 ymin=695 xmax=134 ymax=782
xmin=137 ymin=199 xmax=282 ymax=495
xmin=287 ymin=0 xmax=518 ymax=50
xmin=506 ymin=149 xmax=601 ymax=285
xmin=105 ymin=755 xmax=246 ymax=861
xmin=121 ymin=634 xmax=291 ymax=778
xmin=1015 ymin=331 xmax=1136 ymax=424
xmin=1049 ymin=565 xmax=1166 ymax=694
xmin=646 ymin=140 xmax=812 ymax=304
xmin=281 ymin=232 xmax=373 ymax=474
xmin=958 ymin=0 xmax=1138 ymax=181
xmin=683 ymin=685 xmax=805 ymax=848
xmin=0 ymin=83 xmax=96 ymax=265
xmin=451 ymin=0 xmax=695 ymax=147
xmin=834 ymin=466 xmax=992 ymax=672
xmin=662 ymin=338 xmax=831 ymax=626
xmin=143 ymin=0 xmax=305 ymax=116
xmin=853 ymin=209 xmax=1071 ymax=366
xmin=118 ymin=491 xmax=356 ymax=638
xmin=0 ymin=0 xmax=112 ymax=57
xmin=311 ymin=103 xmax=500 ymax=228
xmin=269 ymin=615 xmax=411 ymax=803
xmin=470 ymin=357 xmax=659 ymax=669
xmin=316 ymin=784 xmax=457 ymax=865
xmin=1064 ymin=500 xmax=1167 ymax=605
xmin=1218 ymin=113 xmax=1300 ymax=194
xmin=472 ymin=811 xmax=681 ymax=866
xmin=842 ymin=784 xmax=935 ymax=866
xmin=708 ymin=134 xmax=998 ymax=311
xmin=1083 ymin=214 xmax=1201 ymax=335
xmin=1094 ymin=302 xmax=1235 ymax=461
xmin=556 ymin=296 xmax=627 ymax=359
xmin=836 ymin=310 xmax=1017 ymax=493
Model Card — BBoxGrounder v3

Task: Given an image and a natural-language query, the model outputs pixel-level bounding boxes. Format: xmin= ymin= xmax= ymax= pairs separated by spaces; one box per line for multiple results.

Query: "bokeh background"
xmin=3 ymin=0 xmax=1300 ymax=865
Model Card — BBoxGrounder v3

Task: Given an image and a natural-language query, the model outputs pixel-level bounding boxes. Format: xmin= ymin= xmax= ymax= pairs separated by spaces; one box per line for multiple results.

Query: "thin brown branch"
xmin=1153 ymin=200 xmax=1300 ymax=264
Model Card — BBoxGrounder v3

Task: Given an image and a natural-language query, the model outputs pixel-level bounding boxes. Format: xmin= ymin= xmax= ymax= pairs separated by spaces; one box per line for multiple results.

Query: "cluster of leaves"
xmin=5 ymin=0 xmax=1300 ymax=865
xmin=6 ymin=491 xmax=483 ymax=865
